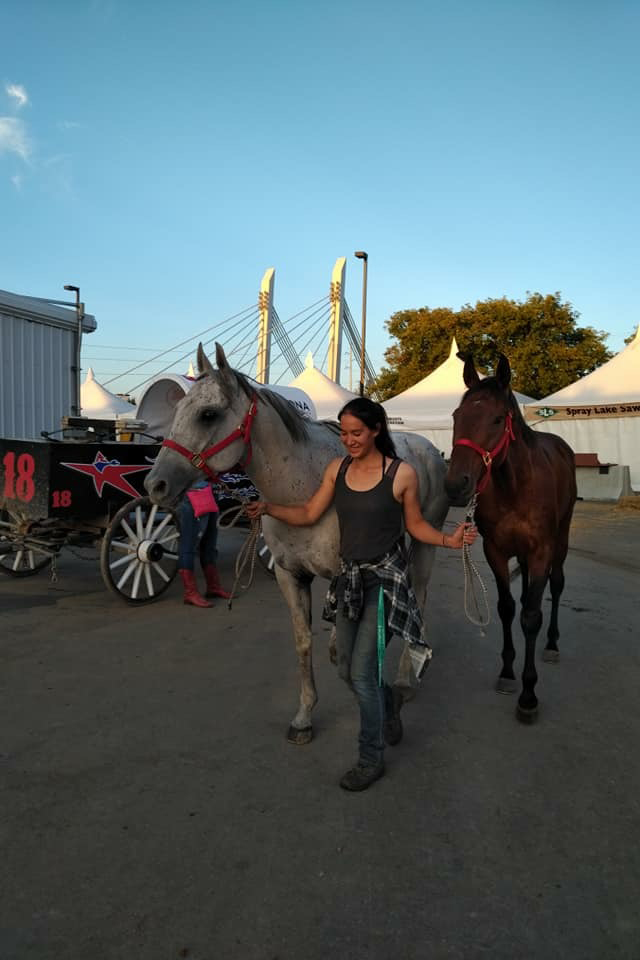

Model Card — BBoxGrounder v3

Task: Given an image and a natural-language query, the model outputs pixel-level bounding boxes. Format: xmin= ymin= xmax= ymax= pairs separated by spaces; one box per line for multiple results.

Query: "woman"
xmin=178 ymin=482 xmax=231 ymax=608
xmin=246 ymin=398 xmax=477 ymax=792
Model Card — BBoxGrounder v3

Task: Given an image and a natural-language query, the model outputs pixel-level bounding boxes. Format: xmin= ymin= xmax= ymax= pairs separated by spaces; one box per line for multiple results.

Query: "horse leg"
xmin=542 ymin=527 xmax=570 ymax=663
xmin=274 ymin=566 xmax=317 ymax=745
xmin=484 ymin=543 xmax=517 ymax=694
xmin=517 ymin=560 xmax=551 ymax=721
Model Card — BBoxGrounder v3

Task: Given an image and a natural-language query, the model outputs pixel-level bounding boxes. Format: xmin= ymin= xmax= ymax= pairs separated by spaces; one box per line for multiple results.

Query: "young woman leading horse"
xmin=145 ymin=343 xmax=453 ymax=755
xmin=246 ymin=397 xmax=477 ymax=791
xmin=444 ymin=354 xmax=576 ymax=721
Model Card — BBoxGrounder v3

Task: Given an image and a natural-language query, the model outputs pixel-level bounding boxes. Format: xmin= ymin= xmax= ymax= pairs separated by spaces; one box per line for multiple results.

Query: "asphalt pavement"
xmin=1 ymin=501 xmax=640 ymax=960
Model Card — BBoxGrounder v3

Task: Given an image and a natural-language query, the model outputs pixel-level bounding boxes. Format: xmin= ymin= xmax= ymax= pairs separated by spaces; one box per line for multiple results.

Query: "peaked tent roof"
xmin=528 ymin=324 xmax=640 ymax=408
xmin=81 ymin=368 xmax=136 ymax=418
xmin=383 ymin=337 xmax=535 ymax=429
xmin=289 ymin=353 xmax=358 ymax=420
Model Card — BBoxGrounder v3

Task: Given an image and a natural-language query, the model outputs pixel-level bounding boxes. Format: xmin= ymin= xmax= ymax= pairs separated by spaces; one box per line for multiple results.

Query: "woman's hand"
xmin=446 ymin=522 xmax=478 ymax=549
xmin=245 ymin=500 xmax=268 ymax=520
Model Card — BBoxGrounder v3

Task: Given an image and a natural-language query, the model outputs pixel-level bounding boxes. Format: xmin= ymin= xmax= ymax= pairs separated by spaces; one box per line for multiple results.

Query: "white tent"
xmin=525 ymin=325 xmax=640 ymax=491
xmin=288 ymin=353 xmax=358 ymax=420
xmin=81 ymin=367 xmax=135 ymax=419
xmin=134 ymin=371 xmax=316 ymax=440
xmin=382 ymin=338 xmax=535 ymax=456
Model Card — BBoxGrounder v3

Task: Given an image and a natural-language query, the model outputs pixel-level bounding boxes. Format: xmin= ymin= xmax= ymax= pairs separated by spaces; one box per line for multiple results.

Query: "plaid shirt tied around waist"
xmin=322 ymin=541 xmax=427 ymax=650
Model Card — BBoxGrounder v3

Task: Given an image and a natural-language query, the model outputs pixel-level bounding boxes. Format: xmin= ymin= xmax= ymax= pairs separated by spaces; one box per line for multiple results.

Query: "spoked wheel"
xmin=100 ymin=496 xmax=180 ymax=604
xmin=0 ymin=510 xmax=54 ymax=577
xmin=257 ymin=531 xmax=276 ymax=577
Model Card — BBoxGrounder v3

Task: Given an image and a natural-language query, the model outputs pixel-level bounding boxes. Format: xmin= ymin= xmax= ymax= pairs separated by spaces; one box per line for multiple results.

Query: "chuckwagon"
xmin=0 ymin=429 xmax=181 ymax=602
xmin=0 ymin=426 xmax=271 ymax=601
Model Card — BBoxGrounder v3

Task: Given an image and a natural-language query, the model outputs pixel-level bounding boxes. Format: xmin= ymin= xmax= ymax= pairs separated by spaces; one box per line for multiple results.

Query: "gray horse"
xmin=145 ymin=343 xmax=449 ymax=744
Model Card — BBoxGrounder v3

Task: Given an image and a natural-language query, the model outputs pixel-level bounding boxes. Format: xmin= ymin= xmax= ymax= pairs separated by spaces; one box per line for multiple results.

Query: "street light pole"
xmin=64 ymin=284 xmax=84 ymax=417
xmin=354 ymin=251 xmax=368 ymax=396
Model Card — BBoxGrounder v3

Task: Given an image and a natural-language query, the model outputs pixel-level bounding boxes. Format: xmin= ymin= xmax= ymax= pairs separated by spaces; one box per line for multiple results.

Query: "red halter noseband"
xmin=453 ymin=410 xmax=515 ymax=494
xmin=161 ymin=396 xmax=258 ymax=482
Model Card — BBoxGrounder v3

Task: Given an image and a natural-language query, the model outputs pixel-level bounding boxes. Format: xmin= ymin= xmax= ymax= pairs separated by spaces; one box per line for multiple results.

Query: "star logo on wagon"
xmin=61 ymin=451 xmax=152 ymax=498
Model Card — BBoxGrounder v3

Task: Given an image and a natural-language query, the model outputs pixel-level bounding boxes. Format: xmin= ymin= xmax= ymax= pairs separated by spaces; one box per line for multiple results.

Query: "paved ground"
xmin=1 ymin=501 xmax=640 ymax=960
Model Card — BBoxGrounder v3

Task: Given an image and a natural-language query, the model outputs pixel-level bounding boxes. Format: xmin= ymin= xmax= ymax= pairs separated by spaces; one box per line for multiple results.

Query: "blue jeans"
xmin=178 ymin=497 xmax=219 ymax=570
xmin=336 ymin=579 xmax=389 ymax=767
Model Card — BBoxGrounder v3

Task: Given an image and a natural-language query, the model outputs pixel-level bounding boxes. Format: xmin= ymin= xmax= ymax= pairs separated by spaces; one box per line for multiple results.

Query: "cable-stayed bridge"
xmin=89 ymin=259 xmax=379 ymax=400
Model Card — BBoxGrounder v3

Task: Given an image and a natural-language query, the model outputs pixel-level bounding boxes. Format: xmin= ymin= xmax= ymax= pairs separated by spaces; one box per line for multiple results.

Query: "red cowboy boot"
xmin=179 ymin=569 xmax=212 ymax=608
xmin=202 ymin=564 xmax=232 ymax=599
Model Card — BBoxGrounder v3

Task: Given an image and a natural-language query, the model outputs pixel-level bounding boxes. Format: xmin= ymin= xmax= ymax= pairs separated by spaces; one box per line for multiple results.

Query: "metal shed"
xmin=0 ymin=288 xmax=97 ymax=440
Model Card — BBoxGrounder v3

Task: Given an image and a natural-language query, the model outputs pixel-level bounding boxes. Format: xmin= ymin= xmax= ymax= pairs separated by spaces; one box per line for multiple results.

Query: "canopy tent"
xmin=81 ymin=367 xmax=136 ymax=419
xmin=288 ymin=353 xmax=358 ymax=420
xmin=524 ymin=325 xmax=640 ymax=491
xmin=134 ymin=371 xmax=316 ymax=440
xmin=382 ymin=338 xmax=535 ymax=456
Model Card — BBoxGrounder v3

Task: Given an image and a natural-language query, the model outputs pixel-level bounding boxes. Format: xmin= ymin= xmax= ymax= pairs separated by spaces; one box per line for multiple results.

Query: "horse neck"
xmin=244 ymin=402 xmax=338 ymax=503
xmin=485 ymin=422 xmax=528 ymax=504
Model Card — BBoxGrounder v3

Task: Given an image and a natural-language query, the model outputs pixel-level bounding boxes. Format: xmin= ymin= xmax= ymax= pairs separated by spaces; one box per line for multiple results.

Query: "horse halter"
xmin=453 ymin=410 xmax=515 ymax=494
xmin=161 ymin=396 xmax=258 ymax=482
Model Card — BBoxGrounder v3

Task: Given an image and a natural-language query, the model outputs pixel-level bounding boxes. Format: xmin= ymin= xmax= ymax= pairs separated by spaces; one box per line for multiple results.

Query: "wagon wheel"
xmin=256 ymin=531 xmax=276 ymax=577
xmin=0 ymin=510 xmax=54 ymax=577
xmin=100 ymin=496 xmax=180 ymax=604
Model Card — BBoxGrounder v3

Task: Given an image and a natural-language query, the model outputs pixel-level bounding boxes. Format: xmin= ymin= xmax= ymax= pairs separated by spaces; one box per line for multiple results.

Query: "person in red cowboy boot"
xmin=178 ymin=482 xmax=231 ymax=607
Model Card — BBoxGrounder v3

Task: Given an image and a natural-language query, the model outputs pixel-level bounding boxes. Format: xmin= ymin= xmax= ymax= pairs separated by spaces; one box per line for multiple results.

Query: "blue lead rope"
xmin=377 ymin=585 xmax=386 ymax=686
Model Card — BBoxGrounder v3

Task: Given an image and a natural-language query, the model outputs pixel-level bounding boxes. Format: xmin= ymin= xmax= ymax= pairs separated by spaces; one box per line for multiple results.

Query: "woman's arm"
xmin=397 ymin=462 xmax=478 ymax=548
xmin=245 ymin=458 xmax=340 ymax=526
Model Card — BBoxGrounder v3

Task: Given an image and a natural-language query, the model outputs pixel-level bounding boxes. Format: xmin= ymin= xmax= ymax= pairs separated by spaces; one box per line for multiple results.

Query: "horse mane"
xmin=464 ymin=377 xmax=537 ymax=448
xmin=229 ymin=367 xmax=342 ymax=442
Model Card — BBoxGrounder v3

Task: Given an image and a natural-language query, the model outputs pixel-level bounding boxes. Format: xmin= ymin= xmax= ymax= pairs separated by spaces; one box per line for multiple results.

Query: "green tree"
xmin=373 ymin=293 xmax=612 ymax=400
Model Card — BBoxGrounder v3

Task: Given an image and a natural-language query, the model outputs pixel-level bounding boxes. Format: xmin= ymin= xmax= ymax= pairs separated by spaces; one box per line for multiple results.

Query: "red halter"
xmin=161 ymin=396 xmax=258 ymax=482
xmin=453 ymin=411 xmax=515 ymax=494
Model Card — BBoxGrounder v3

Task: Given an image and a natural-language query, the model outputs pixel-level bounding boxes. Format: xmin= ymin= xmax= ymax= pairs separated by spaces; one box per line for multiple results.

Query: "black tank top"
xmin=334 ymin=456 xmax=403 ymax=562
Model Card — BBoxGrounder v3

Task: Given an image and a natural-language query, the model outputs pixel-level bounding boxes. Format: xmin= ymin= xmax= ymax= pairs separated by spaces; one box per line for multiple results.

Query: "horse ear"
xmin=496 ymin=354 xmax=511 ymax=390
xmin=197 ymin=343 xmax=215 ymax=377
xmin=214 ymin=342 xmax=235 ymax=387
xmin=461 ymin=354 xmax=481 ymax=388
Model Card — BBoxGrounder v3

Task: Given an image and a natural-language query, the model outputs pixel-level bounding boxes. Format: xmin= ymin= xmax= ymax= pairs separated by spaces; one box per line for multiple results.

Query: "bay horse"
xmin=145 ymin=343 xmax=450 ymax=744
xmin=444 ymin=354 xmax=576 ymax=721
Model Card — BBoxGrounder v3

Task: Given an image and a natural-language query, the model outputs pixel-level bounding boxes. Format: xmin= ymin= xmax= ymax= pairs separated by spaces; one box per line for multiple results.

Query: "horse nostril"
xmin=145 ymin=476 xmax=168 ymax=499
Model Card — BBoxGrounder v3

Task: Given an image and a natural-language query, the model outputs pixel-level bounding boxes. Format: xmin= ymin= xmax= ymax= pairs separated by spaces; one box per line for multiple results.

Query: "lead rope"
xmin=461 ymin=494 xmax=490 ymax=632
xmin=213 ymin=480 xmax=263 ymax=608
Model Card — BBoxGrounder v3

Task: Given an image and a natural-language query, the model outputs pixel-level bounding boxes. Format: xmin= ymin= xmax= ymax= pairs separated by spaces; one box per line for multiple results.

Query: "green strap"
xmin=377 ymin=585 xmax=386 ymax=686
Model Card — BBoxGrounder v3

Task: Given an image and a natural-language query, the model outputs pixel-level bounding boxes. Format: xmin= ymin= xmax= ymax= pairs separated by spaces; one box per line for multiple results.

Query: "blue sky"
xmin=2 ymin=0 xmax=639 ymax=396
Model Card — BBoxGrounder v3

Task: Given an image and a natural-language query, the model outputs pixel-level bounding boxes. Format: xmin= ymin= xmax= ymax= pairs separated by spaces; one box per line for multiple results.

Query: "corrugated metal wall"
xmin=0 ymin=311 xmax=76 ymax=440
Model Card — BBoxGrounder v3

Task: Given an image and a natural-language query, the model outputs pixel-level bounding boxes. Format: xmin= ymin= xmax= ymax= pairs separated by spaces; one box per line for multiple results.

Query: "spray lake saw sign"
xmin=524 ymin=402 xmax=640 ymax=421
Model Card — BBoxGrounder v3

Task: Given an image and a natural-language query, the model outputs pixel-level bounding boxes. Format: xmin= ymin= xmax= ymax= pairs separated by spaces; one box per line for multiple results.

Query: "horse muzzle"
xmin=444 ymin=473 xmax=476 ymax=506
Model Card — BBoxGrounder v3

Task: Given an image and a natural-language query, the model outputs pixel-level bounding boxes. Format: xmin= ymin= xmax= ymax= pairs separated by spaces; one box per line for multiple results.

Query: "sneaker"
xmin=408 ymin=642 xmax=432 ymax=682
xmin=339 ymin=761 xmax=385 ymax=792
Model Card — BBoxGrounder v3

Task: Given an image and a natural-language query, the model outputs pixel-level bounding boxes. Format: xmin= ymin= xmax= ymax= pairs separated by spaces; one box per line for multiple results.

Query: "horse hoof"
xmin=287 ymin=725 xmax=313 ymax=745
xmin=496 ymin=677 xmax=518 ymax=694
xmin=516 ymin=704 xmax=538 ymax=724
xmin=542 ymin=649 xmax=560 ymax=663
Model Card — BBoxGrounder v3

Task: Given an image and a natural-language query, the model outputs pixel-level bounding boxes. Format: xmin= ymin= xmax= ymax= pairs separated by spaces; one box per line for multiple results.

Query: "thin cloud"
xmin=6 ymin=83 xmax=29 ymax=109
xmin=11 ymin=173 xmax=23 ymax=190
xmin=0 ymin=117 xmax=30 ymax=160
xmin=58 ymin=120 xmax=82 ymax=130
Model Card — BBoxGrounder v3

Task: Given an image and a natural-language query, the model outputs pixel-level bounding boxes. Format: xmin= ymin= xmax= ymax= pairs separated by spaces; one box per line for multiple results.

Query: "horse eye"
xmin=493 ymin=415 xmax=504 ymax=425
xmin=200 ymin=409 xmax=218 ymax=422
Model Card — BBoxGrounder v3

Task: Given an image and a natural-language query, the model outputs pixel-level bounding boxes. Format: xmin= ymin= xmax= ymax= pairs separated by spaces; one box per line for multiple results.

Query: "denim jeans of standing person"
xmin=336 ymin=578 xmax=392 ymax=769
xmin=178 ymin=497 xmax=219 ymax=571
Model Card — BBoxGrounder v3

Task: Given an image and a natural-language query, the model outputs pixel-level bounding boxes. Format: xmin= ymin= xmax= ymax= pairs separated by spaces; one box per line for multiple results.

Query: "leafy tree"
xmin=373 ymin=293 xmax=612 ymax=400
